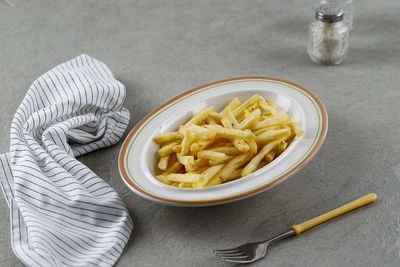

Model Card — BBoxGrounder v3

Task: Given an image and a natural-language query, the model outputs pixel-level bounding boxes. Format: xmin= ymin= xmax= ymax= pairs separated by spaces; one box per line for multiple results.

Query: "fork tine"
xmin=220 ymin=254 xmax=249 ymax=260
xmin=213 ymin=248 xmax=240 ymax=254
xmin=224 ymin=258 xmax=256 ymax=264
xmin=217 ymin=252 xmax=245 ymax=257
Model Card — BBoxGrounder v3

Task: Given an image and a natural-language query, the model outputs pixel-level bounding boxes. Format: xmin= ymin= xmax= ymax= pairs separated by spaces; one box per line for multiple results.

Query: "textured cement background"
xmin=1 ymin=0 xmax=399 ymax=266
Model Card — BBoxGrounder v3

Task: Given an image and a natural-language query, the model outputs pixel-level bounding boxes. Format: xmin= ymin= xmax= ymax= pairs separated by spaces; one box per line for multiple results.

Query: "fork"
xmin=213 ymin=193 xmax=377 ymax=264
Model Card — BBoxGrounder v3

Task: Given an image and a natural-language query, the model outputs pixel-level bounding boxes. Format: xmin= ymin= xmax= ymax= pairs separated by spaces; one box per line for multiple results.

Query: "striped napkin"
xmin=0 ymin=54 xmax=133 ymax=267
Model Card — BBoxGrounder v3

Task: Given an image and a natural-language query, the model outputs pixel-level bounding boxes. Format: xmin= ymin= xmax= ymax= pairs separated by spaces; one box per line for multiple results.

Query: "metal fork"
xmin=213 ymin=193 xmax=377 ymax=264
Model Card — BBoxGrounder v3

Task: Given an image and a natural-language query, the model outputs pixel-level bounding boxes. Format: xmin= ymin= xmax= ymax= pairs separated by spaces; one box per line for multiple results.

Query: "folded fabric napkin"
xmin=0 ymin=54 xmax=133 ymax=267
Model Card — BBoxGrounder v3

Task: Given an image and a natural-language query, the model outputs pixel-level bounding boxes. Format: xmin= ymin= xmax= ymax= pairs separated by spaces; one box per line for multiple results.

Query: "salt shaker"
xmin=307 ymin=3 xmax=349 ymax=65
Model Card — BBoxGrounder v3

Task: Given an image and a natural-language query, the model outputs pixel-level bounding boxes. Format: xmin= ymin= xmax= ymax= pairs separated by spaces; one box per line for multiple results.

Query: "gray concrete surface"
xmin=1 ymin=0 xmax=399 ymax=266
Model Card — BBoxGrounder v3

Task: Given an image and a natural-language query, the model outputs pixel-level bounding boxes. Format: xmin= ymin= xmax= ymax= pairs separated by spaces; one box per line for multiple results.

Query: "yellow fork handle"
xmin=291 ymin=193 xmax=377 ymax=235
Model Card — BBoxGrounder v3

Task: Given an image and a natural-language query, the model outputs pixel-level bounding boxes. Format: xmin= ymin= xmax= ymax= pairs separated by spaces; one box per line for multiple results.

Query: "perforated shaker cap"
xmin=316 ymin=3 xmax=344 ymax=23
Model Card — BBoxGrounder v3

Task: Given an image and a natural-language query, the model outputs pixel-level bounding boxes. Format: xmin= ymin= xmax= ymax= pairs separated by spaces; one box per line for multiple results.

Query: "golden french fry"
xmin=276 ymin=141 xmax=288 ymax=155
xmin=163 ymin=160 xmax=182 ymax=175
xmin=197 ymin=150 xmax=226 ymax=161
xmin=265 ymin=150 xmax=276 ymax=162
xmin=255 ymin=129 xmax=291 ymax=144
xmin=178 ymin=182 xmax=192 ymax=188
xmin=253 ymin=113 xmax=290 ymax=130
xmin=284 ymin=119 xmax=304 ymax=136
xmin=256 ymin=161 xmax=269 ymax=170
xmin=176 ymin=153 xmax=195 ymax=166
xmin=221 ymin=97 xmax=241 ymax=113
xmin=241 ymin=140 xmax=282 ymax=177
xmin=157 ymin=155 xmax=170 ymax=170
xmin=209 ymin=155 xmax=234 ymax=166
xmin=184 ymin=107 xmax=213 ymax=126
xmin=153 ymin=132 xmax=183 ymax=144
xmin=172 ymin=145 xmax=182 ymax=152
xmin=259 ymin=97 xmax=277 ymax=114
xmin=239 ymin=109 xmax=261 ymax=129
xmin=166 ymin=173 xmax=203 ymax=183
xmin=232 ymin=95 xmax=260 ymax=117
xmin=205 ymin=124 xmax=254 ymax=141
xmin=222 ymin=169 xmax=242 ymax=182
xmin=210 ymin=112 xmax=223 ymax=120
xmin=266 ymin=99 xmax=278 ymax=109
xmin=158 ymin=141 xmax=180 ymax=157
xmin=247 ymin=137 xmax=258 ymax=154
xmin=181 ymin=129 xmax=193 ymax=155
xmin=222 ymin=108 xmax=240 ymax=129
xmin=205 ymin=176 xmax=222 ymax=187
xmin=201 ymin=164 xmax=225 ymax=184
xmin=156 ymin=175 xmax=172 ymax=185
xmin=206 ymin=117 xmax=217 ymax=124
xmin=193 ymin=129 xmax=216 ymax=141
xmin=220 ymin=153 xmax=253 ymax=181
xmin=190 ymin=140 xmax=214 ymax=153
xmin=232 ymin=138 xmax=250 ymax=152
xmin=253 ymin=125 xmax=281 ymax=136
xmin=208 ymin=146 xmax=241 ymax=155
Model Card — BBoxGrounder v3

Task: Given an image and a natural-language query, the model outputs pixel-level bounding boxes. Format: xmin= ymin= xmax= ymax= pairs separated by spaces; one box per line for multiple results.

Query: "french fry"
xmin=222 ymin=169 xmax=242 ymax=182
xmin=192 ymin=128 xmax=216 ymax=141
xmin=163 ymin=161 xmax=183 ymax=175
xmin=156 ymin=175 xmax=172 ymax=185
xmin=220 ymin=153 xmax=253 ymax=181
xmin=205 ymin=176 xmax=222 ymax=187
xmin=206 ymin=117 xmax=217 ymax=124
xmin=276 ymin=141 xmax=288 ymax=155
xmin=222 ymin=108 xmax=240 ymax=129
xmin=284 ymin=119 xmax=304 ymax=136
xmin=253 ymin=113 xmax=290 ymax=130
xmin=221 ymin=97 xmax=241 ymax=113
xmin=184 ymin=107 xmax=213 ymax=126
xmin=247 ymin=137 xmax=258 ymax=154
xmin=197 ymin=150 xmax=226 ymax=161
xmin=266 ymin=99 xmax=278 ymax=109
xmin=232 ymin=138 xmax=250 ymax=152
xmin=256 ymin=161 xmax=269 ymax=171
xmin=210 ymin=112 xmax=224 ymax=120
xmin=157 ymin=155 xmax=170 ymax=170
xmin=265 ymin=150 xmax=276 ymax=162
xmin=172 ymin=145 xmax=182 ymax=152
xmin=208 ymin=146 xmax=241 ymax=155
xmin=209 ymin=155 xmax=234 ymax=166
xmin=178 ymin=183 xmax=192 ymax=188
xmin=255 ymin=129 xmax=291 ymax=144
xmin=158 ymin=141 xmax=180 ymax=157
xmin=166 ymin=173 xmax=203 ymax=183
xmin=239 ymin=109 xmax=261 ymax=129
xmin=190 ymin=140 xmax=214 ymax=154
xmin=241 ymin=140 xmax=282 ymax=177
xmin=232 ymin=95 xmax=260 ymax=117
xmin=153 ymin=132 xmax=183 ymax=144
xmin=181 ymin=129 xmax=193 ymax=155
xmin=205 ymin=124 xmax=254 ymax=140
xmin=176 ymin=153 xmax=195 ymax=166
xmin=201 ymin=164 xmax=225 ymax=184
xmin=259 ymin=97 xmax=277 ymax=115
xmin=253 ymin=125 xmax=281 ymax=136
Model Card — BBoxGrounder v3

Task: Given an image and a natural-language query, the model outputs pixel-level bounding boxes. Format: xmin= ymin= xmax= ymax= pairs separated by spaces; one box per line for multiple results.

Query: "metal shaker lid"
xmin=316 ymin=3 xmax=344 ymax=23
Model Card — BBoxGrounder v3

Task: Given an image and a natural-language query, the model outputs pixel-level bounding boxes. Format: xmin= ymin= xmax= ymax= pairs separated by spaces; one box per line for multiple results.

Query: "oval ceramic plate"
xmin=119 ymin=77 xmax=328 ymax=206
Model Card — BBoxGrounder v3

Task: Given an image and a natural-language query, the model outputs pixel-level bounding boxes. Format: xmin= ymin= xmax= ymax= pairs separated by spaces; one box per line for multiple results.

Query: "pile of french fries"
xmin=153 ymin=95 xmax=303 ymax=188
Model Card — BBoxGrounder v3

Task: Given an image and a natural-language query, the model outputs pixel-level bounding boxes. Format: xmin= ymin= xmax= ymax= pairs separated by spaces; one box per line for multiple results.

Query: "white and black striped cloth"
xmin=0 ymin=54 xmax=133 ymax=267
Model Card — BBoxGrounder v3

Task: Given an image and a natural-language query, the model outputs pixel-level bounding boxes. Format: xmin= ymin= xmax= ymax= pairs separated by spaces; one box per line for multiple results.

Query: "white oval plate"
xmin=119 ymin=77 xmax=328 ymax=206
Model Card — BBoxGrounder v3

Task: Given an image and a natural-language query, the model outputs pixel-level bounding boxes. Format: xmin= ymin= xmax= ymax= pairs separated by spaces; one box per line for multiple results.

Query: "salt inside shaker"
xmin=307 ymin=3 xmax=349 ymax=65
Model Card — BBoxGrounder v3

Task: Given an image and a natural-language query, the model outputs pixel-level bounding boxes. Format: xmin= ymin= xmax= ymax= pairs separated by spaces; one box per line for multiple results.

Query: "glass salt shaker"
xmin=307 ymin=3 xmax=349 ymax=65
